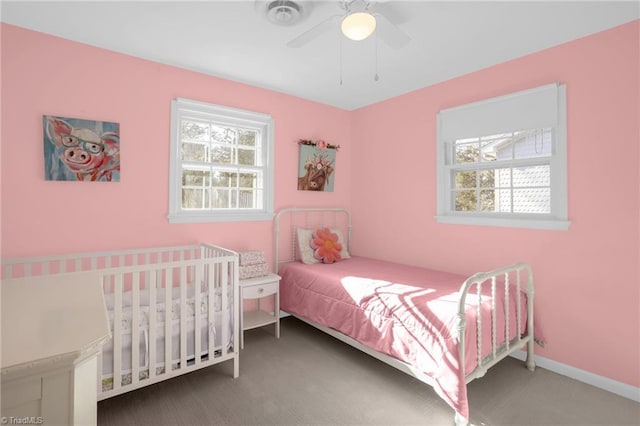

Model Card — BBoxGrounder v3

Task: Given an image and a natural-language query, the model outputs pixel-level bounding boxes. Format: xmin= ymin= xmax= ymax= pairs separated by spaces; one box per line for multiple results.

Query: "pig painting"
xmin=44 ymin=115 xmax=120 ymax=182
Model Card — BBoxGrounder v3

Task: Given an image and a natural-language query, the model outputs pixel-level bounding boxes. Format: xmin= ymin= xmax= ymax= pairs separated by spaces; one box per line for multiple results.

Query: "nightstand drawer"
xmin=243 ymin=281 xmax=278 ymax=299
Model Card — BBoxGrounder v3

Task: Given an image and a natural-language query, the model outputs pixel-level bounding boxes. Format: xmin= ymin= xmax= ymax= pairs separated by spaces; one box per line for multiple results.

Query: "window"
xmin=436 ymin=83 xmax=570 ymax=230
xmin=168 ymin=98 xmax=274 ymax=223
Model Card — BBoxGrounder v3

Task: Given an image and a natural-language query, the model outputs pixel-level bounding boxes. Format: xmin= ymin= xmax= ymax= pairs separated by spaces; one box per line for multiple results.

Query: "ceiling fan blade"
xmin=374 ymin=13 xmax=410 ymax=50
xmin=369 ymin=1 xmax=409 ymax=25
xmin=287 ymin=14 xmax=341 ymax=48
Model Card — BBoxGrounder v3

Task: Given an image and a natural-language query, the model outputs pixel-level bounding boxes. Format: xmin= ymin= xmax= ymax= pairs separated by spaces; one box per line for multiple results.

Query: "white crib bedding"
xmin=101 ymin=282 xmax=234 ymax=390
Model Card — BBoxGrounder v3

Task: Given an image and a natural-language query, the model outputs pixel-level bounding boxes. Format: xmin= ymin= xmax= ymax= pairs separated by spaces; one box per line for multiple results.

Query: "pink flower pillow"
xmin=310 ymin=228 xmax=343 ymax=264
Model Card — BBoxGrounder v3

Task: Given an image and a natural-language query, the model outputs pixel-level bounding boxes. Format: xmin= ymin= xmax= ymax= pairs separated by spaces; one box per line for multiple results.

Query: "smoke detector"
xmin=257 ymin=1 xmax=311 ymax=27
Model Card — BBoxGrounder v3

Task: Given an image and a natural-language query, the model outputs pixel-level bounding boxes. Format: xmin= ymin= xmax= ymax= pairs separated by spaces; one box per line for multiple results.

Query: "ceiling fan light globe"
xmin=341 ymin=12 xmax=376 ymax=41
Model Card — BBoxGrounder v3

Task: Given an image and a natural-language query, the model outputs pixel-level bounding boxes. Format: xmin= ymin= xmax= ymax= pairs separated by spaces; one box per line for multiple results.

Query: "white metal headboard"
xmin=273 ymin=207 xmax=352 ymax=272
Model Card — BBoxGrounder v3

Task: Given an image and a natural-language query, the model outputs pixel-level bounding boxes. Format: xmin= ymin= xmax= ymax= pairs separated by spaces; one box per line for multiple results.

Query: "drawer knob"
xmin=258 ymin=287 xmax=264 ymax=293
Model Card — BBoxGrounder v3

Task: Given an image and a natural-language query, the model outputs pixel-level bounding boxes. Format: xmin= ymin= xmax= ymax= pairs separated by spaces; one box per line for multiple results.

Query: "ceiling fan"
xmin=286 ymin=0 xmax=411 ymax=50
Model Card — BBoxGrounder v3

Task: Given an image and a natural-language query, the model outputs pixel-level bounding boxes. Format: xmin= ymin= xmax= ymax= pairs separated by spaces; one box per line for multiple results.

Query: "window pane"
xmin=454 ymin=190 xmax=477 ymax=211
xmin=182 ymin=188 xmax=208 ymax=209
xmin=496 ymin=189 xmax=512 ymax=212
xmin=514 ymin=188 xmax=551 ymax=214
xmin=181 ymin=121 xmax=210 ymax=141
xmin=211 ymin=126 xmax=236 ymax=144
xmin=455 ymin=143 xmax=479 ymax=164
xmin=182 ymin=142 xmax=207 ymax=162
xmin=238 ymin=130 xmax=256 ymax=147
xmin=513 ymin=165 xmax=550 ymax=187
xmin=239 ymin=190 xmax=255 ymax=208
xmin=479 ymin=189 xmax=495 ymax=211
xmin=182 ymin=169 xmax=209 ymax=186
xmin=212 ymin=189 xmax=229 ymax=209
xmin=212 ymin=171 xmax=237 ymax=188
xmin=230 ymin=190 xmax=238 ymax=209
xmin=513 ymin=129 xmax=552 ymax=159
xmin=238 ymin=148 xmax=256 ymax=166
xmin=211 ymin=146 xmax=233 ymax=164
xmin=239 ymin=172 xmax=257 ymax=188
xmin=479 ymin=169 xmax=494 ymax=188
xmin=482 ymin=133 xmax=516 ymax=161
xmin=495 ymin=168 xmax=512 ymax=188
xmin=480 ymin=140 xmax=498 ymax=162
xmin=455 ymin=171 xmax=476 ymax=189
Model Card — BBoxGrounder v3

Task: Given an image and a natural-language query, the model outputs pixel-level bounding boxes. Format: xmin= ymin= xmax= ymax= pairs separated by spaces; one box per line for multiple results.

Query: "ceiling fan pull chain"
xmin=339 ymin=31 xmax=343 ymax=85
xmin=374 ymin=30 xmax=379 ymax=82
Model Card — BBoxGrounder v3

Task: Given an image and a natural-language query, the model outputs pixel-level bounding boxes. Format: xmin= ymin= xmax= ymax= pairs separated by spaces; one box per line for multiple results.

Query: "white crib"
xmin=1 ymin=243 xmax=239 ymax=400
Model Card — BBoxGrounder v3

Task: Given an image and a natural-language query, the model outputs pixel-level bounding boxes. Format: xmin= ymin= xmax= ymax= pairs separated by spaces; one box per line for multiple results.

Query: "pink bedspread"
xmin=279 ymin=256 xmax=530 ymax=420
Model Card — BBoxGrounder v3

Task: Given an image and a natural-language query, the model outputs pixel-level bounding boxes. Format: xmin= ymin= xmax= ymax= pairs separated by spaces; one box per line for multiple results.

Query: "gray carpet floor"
xmin=98 ymin=317 xmax=640 ymax=426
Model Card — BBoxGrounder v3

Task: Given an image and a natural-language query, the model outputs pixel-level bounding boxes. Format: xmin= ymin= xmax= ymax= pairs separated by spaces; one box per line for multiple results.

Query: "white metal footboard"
xmin=457 ymin=263 xmax=535 ymax=383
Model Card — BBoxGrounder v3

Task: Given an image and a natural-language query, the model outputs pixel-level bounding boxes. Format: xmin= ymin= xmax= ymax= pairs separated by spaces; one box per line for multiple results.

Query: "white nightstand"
xmin=239 ymin=273 xmax=281 ymax=349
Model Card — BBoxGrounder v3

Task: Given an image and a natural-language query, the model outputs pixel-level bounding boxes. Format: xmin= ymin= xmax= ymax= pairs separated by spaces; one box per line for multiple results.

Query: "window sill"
xmin=169 ymin=211 xmax=274 ymax=224
xmin=435 ymin=215 xmax=571 ymax=231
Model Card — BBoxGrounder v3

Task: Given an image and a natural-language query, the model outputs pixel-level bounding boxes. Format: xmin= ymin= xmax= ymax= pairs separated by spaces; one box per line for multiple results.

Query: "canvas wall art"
xmin=43 ymin=115 xmax=120 ymax=182
xmin=297 ymin=139 xmax=339 ymax=192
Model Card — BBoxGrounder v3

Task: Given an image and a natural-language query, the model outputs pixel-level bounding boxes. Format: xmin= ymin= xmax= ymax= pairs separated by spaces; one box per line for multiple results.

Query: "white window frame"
xmin=436 ymin=83 xmax=570 ymax=230
xmin=168 ymin=98 xmax=274 ymax=223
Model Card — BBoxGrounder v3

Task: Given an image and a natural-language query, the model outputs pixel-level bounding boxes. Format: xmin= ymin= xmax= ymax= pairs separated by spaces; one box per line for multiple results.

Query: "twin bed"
xmin=274 ymin=207 xmax=537 ymax=425
xmin=2 ymin=207 xmax=537 ymax=425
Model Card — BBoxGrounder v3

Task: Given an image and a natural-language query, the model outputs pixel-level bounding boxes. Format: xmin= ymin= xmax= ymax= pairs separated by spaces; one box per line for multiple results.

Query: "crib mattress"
xmin=101 ymin=283 xmax=234 ymax=382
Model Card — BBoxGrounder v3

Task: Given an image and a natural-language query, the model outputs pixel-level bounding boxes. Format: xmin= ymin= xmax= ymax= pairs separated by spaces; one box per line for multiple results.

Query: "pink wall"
xmin=351 ymin=21 xmax=640 ymax=387
xmin=0 ymin=24 xmax=352 ymax=268
xmin=2 ymin=21 xmax=639 ymax=389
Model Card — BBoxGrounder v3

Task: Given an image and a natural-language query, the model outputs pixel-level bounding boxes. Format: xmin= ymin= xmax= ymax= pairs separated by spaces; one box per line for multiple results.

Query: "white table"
xmin=239 ymin=273 xmax=281 ymax=349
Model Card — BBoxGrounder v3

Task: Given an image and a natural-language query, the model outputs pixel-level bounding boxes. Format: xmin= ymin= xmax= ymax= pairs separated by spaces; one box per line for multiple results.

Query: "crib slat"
xmin=148 ymin=269 xmax=157 ymax=379
xmin=505 ymin=272 xmax=510 ymax=350
xmin=96 ymin=268 xmax=105 ymax=395
xmin=208 ymin=262 xmax=215 ymax=358
xmin=113 ymin=274 xmax=123 ymax=390
xmin=516 ymin=270 xmax=522 ymax=343
xmin=131 ymin=273 xmax=140 ymax=385
xmin=144 ymin=253 xmax=150 ymax=291
xmin=179 ymin=265 xmax=187 ymax=369
xmin=476 ymin=282 xmax=482 ymax=368
xmin=491 ymin=276 xmax=497 ymax=359
xmin=221 ymin=260 xmax=229 ymax=356
xmin=194 ymin=265 xmax=202 ymax=366
xmin=165 ymin=268 xmax=172 ymax=374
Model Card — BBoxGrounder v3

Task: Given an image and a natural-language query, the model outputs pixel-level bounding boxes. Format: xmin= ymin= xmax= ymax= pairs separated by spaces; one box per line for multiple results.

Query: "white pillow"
xmin=296 ymin=227 xmax=350 ymax=264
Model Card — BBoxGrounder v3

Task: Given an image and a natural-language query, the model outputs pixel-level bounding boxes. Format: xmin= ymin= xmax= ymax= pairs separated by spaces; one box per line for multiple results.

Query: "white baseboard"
xmin=509 ymin=350 xmax=640 ymax=402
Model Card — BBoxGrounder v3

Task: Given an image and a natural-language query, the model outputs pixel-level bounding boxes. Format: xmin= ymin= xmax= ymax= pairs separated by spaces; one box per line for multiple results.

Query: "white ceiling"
xmin=2 ymin=1 xmax=638 ymax=110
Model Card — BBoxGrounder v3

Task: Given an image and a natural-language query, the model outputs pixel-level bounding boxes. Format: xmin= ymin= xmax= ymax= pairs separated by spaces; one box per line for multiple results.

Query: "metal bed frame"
xmin=274 ymin=207 xmax=535 ymax=425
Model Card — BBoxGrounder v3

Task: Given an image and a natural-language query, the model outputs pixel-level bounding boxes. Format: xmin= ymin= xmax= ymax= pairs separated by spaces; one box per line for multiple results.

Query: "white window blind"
xmin=438 ymin=83 xmax=560 ymax=141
